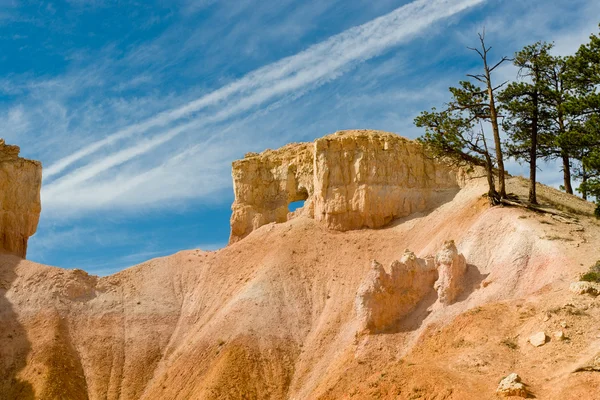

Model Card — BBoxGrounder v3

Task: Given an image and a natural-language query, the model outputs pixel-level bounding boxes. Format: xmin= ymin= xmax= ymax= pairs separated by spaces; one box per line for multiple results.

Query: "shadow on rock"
xmin=390 ymin=289 xmax=439 ymax=333
xmin=454 ymin=264 xmax=489 ymax=304
xmin=0 ymin=253 xmax=34 ymax=399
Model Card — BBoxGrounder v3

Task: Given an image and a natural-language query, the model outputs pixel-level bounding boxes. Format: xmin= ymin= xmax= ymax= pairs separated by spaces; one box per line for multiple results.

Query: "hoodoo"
xmin=0 ymin=140 xmax=42 ymax=258
xmin=229 ymin=130 xmax=463 ymax=243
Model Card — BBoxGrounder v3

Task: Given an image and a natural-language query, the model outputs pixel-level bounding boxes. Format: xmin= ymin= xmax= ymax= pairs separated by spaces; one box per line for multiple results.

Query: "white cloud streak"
xmin=43 ymin=0 xmax=485 ymax=197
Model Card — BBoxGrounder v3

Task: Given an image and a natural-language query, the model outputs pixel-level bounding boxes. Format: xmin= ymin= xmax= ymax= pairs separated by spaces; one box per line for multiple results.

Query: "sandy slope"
xmin=1 ymin=176 xmax=599 ymax=399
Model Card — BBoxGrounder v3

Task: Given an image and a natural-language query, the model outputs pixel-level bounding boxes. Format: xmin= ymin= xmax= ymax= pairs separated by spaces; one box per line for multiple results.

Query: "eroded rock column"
xmin=355 ymin=250 xmax=437 ymax=332
xmin=0 ymin=139 xmax=42 ymax=258
xmin=433 ymin=240 xmax=467 ymax=305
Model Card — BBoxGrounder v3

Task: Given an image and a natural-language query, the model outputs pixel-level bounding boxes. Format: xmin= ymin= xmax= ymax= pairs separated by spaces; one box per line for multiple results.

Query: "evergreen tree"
xmin=499 ymin=42 xmax=555 ymax=205
xmin=572 ymin=115 xmax=600 ymax=214
xmin=415 ymin=81 xmax=500 ymax=204
xmin=567 ymin=24 xmax=600 ymax=207
xmin=541 ymin=54 xmax=579 ymax=194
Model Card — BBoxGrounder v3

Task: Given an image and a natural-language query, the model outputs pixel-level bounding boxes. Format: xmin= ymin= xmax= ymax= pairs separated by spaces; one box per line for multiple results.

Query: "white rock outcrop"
xmin=496 ymin=373 xmax=529 ymax=398
xmin=529 ymin=331 xmax=547 ymax=347
xmin=433 ymin=240 xmax=467 ymax=305
xmin=355 ymin=240 xmax=471 ymax=332
xmin=0 ymin=140 xmax=42 ymax=257
xmin=229 ymin=130 xmax=462 ymax=243
xmin=355 ymin=251 xmax=437 ymax=332
xmin=569 ymin=281 xmax=600 ymax=296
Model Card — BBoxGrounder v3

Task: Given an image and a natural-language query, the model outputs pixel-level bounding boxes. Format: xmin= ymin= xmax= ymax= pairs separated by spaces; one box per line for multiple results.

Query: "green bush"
xmin=581 ymin=261 xmax=600 ymax=282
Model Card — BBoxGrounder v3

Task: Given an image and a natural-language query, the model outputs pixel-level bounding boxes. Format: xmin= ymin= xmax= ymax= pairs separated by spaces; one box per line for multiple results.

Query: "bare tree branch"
xmin=492 ymin=81 xmax=509 ymax=92
xmin=489 ymin=56 xmax=511 ymax=72
xmin=466 ymin=74 xmax=486 ymax=83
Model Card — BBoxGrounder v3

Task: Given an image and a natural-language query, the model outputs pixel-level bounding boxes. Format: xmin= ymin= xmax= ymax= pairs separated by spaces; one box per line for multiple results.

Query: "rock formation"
xmin=569 ymin=281 xmax=600 ymax=296
xmin=433 ymin=240 xmax=467 ymax=304
xmin=496 ymin=373 xmax=529 ymax=398
xmin=2 ymin=142 xmax=600 ymax=399
xmin=0 ymin=139 xmax=42 ymax=257
xmin=230 ymin=130 xmax=462 ymax=243
xmin=230 ymin=142 xmax=314 ymax=243
xmin=355 ymin=240 xmax=470 ymax=332
xmin=355 ymin=251 xmax=437 ymax=332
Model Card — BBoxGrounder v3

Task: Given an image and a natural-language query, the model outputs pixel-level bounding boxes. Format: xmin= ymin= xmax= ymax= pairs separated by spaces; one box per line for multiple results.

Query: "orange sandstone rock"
xmin=0 ymin=139 xmax=42 ymax=257
xmin=229 ymin=130 xmax=462 ymax=243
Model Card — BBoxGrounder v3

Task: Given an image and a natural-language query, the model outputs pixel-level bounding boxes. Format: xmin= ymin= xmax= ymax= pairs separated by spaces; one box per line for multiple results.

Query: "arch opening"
xmin=288 ymin=200 xmax=306 ymax=212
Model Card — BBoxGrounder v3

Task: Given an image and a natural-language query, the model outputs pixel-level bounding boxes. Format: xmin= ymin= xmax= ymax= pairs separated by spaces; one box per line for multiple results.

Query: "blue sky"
xmin=1 ymin=0 xmax=598 ymax=275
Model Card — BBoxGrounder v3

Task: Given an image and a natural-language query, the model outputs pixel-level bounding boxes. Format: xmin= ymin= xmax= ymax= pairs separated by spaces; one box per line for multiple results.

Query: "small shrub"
xmin=565 ymin=307 xmax=587 ymax=316
xmin=501 ymin=337 xmax=518 ymax=350
xmin=580 ymin=261 xmax=600 ymax=283
xmin=581 ymin=271 xmax=600 ymax=282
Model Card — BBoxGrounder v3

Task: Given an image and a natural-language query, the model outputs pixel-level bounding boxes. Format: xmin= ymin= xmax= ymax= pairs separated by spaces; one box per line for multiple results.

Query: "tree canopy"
xmin=415 ymin=25 xmax=600 ymax=216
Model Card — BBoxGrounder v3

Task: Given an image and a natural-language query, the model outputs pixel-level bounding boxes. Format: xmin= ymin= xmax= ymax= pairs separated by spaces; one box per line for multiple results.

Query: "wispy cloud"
xmin=7 ymin=0 xmax=597 ymax=272
xmin=41 ymin=0 xmax=485 ymax=215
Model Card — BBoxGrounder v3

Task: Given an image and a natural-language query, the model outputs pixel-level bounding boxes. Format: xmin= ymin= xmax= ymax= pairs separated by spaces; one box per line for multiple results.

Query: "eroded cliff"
xmin=0 ymin=139 xmax=42 ymax=257
xmin=1 ymin=135 xmax=600 ymax=399
xmin=230 ymin=130 xmax=462 ymax=243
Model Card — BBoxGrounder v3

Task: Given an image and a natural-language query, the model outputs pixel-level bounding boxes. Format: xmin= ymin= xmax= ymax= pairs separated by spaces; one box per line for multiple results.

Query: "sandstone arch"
xmin=230 ymin=130 xmax=463 ymax=243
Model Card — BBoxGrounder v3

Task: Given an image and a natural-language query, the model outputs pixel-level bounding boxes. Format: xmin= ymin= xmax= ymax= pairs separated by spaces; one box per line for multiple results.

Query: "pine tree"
xmin=572 ymin=115 xmax=600 ymax=211
xmin=499 ymin=42 xmax=555 ymax=205
xmin=541 ymin=54 xmax=578 ymax=194
xmin=415 ymin=81 xmax=500 ymax=205
xmin=567 ymin=24 xmax=600 ymax=207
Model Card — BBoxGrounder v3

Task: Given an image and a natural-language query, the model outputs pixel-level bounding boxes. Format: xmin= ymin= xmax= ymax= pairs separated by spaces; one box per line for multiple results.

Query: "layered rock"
xmin=0 ymin=139 xmax=42 ymax=257
xmin=230 ymin=130 xmax=461 ymax=243
xmin=355 ymin=241 xmax=470 ymax=332
xmin=355 ymin=250 xmax=437 ymax=332
xmin=230 ymin=142 xmax=314 ymax=242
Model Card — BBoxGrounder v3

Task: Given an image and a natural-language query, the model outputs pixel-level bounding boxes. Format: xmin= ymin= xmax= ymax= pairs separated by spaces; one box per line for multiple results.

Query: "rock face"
xmin=230 ymin=142 xmax=314 ymax=243
xmin=0 ymin=139 xmax=42 ymax=258
xmin=230 ymin=130 xmax=462 ymax=243
xmin=355 ymin=251 xmax=437 ymax=332
xmin=434 ymin=240 xmax=467 ymax=304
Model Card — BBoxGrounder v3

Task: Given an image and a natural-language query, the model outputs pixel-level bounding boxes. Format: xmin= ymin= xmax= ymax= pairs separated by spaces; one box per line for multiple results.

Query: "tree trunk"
xmin=582 ymin=165 xmax=588 ymax=201
xmin=529 ymin=90 xmax=539 ymax=205
xmin=484 ymin=153 xmax=500 ymax=205
xmin=486 ymin=78 xmax=507 ymax=199
xmin=561 ymin=151 xmax=573 ymax=194
xmin=556 ymin=108 xmax=573 ymax=195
